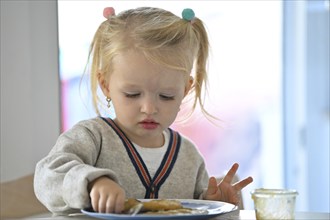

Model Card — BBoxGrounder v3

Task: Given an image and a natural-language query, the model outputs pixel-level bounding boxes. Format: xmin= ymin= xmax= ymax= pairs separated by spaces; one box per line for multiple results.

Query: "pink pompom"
xmin=103 ymin=7 xmax=115 ymax=19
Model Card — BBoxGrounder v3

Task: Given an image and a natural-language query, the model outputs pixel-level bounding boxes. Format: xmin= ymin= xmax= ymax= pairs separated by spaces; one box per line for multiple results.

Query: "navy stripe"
xmin=100 ymin=117 xmax=181 ymax=199
xmin=100 ymin=117 xmax=151 ymax=190
xmin=151 ymin=129 xmax=181 ymax=198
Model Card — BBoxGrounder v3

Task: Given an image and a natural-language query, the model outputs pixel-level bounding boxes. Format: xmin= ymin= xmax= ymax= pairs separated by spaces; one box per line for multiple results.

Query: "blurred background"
xmin=1 ymin=0 xmax=329 ymax=213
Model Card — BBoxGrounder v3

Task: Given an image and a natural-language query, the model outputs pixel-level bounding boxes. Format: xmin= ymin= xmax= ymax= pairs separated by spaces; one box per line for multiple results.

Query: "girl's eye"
xmin=160 ymin=94 xmax=175 ymax=100
xmin=125 ymin=93 xmax=140 ymax=98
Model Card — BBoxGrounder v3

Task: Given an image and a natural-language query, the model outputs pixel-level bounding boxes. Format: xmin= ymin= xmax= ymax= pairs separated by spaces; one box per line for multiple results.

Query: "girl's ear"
xmin=184 ymin=76 xmax=194 ymax=96
xmin=98 ymin=72 xmax=111 ymax=98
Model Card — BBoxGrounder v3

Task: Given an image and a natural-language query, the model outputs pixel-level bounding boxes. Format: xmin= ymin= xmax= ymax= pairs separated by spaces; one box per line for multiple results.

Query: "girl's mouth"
xmin=139 ymin=120 xmax=159 ymax=130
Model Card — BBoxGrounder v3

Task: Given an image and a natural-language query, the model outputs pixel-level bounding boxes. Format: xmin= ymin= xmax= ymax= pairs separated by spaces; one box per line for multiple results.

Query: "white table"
xmin=20 ymin=210 xmax=330 ymax=220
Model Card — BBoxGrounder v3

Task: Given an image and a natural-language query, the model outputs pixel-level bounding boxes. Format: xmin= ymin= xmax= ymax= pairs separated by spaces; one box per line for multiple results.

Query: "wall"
xmin=0 ymin=1 xmax=60 ymax=182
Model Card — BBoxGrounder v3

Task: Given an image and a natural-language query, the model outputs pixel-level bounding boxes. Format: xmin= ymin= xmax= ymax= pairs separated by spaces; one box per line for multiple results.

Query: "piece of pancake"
xmin=124 ymin=198 xmax=208 ymax=215
xmin=141 ymin=199 xmax=183 ymax=211
xmin=124 ymin=198 xmax=182 ymax=213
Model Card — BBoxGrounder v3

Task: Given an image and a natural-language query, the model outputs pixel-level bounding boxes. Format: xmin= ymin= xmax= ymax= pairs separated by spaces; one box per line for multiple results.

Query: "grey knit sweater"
xmin=34 ymin=117 xmax=209 ymax=215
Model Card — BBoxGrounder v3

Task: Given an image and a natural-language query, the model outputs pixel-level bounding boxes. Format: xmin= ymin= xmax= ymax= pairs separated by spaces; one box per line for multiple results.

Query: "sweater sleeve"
xmin=195 ymin=160 xmax=209 ymax=199
xmin=195 ymin=157 xmax=209 ymax=199
xmin=34 ymin=121 xmax=118 ymax=215
xmin=179 ymin=134 xmax=209 ymax=200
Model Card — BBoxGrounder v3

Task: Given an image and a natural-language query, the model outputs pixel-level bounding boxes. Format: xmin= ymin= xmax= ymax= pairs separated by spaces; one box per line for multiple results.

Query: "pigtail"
xmin=186 ymin=17 xmax=219 ymax=123
xmin=192 ymin=18 xmax=209 ymax=104
xmin=184 ymin=18 xmax=213 ymax=121
xmin=87 ymin=21 xmax=109 ymax=115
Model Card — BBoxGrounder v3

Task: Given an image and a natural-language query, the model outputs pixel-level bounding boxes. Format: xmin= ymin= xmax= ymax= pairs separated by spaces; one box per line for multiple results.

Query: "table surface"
xmin=19 ymin=210 xmax=330 ymax=220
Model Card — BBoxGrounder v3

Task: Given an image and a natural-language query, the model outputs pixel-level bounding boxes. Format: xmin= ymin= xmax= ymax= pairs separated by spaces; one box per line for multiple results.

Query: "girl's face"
xmin=103 ymin=50 xmax=191 ymax=148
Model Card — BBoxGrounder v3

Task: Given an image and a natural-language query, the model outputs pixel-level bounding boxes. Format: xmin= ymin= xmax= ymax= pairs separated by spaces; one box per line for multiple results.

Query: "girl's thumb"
xmin=205 ymin=176 xmax=218 ymax=195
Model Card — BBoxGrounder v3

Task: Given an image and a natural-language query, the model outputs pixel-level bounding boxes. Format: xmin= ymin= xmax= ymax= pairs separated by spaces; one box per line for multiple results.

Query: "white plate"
xmin=81 ymin=199 xmax=237 ymax=220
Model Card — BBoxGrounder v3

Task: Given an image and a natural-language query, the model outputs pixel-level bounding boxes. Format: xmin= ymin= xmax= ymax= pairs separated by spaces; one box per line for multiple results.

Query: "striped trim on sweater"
xmin=101 ymin=117 xmax=181 ymax=198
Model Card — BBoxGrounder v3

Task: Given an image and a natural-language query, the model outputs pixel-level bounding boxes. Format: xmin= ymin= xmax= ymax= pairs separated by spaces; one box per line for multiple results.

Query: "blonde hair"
xmin=87 ymin=7 xmax=211 ymax=119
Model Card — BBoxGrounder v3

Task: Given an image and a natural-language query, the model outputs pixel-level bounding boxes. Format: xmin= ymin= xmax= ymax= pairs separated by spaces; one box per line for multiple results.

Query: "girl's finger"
xmin=105 ymin=195 xmax=116 ymax=213
xmin=234 ymin=176 xmax=253 ymax=191
xmin=90 ymin=192 xmax=100 ymax=212
xmin=98 ymin=195 xmax=106 ymax=213
xmin=114 ymin=194 xmax=125 ymax=213
xmin=222 ymin=163 xmax=239 ymax=183
xmin=205 ymin=176 xmax=218 ymax=196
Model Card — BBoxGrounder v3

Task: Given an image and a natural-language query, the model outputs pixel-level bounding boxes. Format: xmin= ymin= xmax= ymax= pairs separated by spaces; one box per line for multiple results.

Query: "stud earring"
xmin=106 ymin=97 xmax=111 ymax=108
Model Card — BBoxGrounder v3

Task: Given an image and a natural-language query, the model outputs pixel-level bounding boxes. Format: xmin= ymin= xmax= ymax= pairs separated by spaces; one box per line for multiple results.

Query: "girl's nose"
xmin=141 ymin=98 xmax=158 ymax=115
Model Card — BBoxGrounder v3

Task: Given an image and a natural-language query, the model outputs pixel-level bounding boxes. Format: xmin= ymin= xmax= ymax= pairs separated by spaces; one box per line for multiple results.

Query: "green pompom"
xmin=182 ymin=8 xmax=195 ymax=21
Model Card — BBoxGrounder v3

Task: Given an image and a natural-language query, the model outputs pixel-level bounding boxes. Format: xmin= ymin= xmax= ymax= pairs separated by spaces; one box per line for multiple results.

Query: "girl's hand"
xmin=204 ymin=163 xmax=253 ymax=205
xmin=89 ymin=176 xmax=126 ymax=213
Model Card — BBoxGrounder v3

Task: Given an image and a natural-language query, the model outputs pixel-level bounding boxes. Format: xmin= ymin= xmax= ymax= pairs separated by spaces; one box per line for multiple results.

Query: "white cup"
xmin=251 ymin=188 xmax=298 ymax=220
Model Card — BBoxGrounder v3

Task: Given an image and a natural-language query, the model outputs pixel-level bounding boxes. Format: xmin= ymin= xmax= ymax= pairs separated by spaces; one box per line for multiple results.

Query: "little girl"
xmin=34 ymin=7 xmax=253 ymax=215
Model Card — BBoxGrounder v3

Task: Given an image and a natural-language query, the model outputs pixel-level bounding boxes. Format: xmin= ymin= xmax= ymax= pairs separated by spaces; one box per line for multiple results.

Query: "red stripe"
xmin=126 ymin=142 xmax=151 ymax=185
xmin=153 ymin=132 xmax=177 ymax=185
xmin=106 ymin=119 xmax=180 ymax=198
xmin=109 ymin=120 xmax=151 ymax=185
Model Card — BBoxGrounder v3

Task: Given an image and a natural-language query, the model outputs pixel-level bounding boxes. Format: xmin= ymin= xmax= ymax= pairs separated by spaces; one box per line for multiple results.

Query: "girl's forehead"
xmin=112 ymin=50 xmax=187 ymax=78
xmin=111 ymin=51 xmax=187 ymax=89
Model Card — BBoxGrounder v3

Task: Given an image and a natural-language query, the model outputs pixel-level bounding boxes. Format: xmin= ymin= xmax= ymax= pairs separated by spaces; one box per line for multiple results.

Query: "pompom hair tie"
xmin=182 ymin=8 xmax=195 ymax=22
xmin=103 ymin=7 xmax=115 ymax=19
